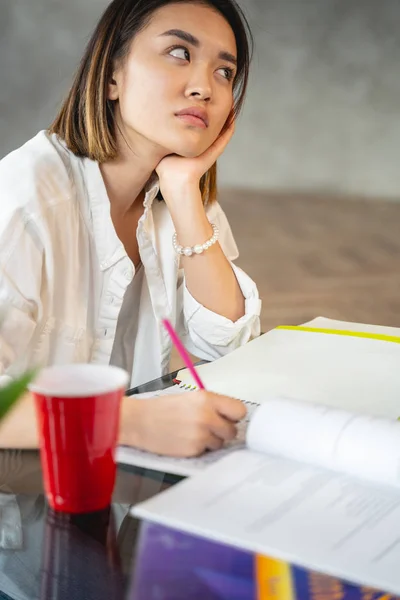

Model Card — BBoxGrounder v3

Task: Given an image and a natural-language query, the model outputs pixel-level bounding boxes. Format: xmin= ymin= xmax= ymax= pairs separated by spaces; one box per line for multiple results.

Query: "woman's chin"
xmin=179 ymin=148 xmax=203 ymax=159
xmin=157 ymin=130 xmax=211 ymax=159
xmin=169 ymin=140 xmax=209 ymax=159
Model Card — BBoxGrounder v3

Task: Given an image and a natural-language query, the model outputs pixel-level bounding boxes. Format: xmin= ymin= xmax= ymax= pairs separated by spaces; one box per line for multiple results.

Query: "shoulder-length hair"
xmin=50 ymin=0 xmax=253 ymax=204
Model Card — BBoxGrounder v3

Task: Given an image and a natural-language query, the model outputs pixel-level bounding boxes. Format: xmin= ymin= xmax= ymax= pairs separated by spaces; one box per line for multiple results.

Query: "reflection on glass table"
xmin=0 ymin=370 xmax=395 ymax=600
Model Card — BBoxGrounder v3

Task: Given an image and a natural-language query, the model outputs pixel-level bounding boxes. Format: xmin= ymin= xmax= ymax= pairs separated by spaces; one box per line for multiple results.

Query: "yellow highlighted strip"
xmin=276 ymin=326 xmax=400 ymax=345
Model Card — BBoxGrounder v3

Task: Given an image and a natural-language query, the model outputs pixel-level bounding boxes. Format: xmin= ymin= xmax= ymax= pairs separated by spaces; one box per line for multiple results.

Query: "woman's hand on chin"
xmin=155 ymin=121 xmax=235 ymax=204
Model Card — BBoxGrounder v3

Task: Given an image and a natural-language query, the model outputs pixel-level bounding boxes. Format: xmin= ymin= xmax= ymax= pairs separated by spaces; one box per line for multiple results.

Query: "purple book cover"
xmin=129 ymin=522 xmax=396 ymax=600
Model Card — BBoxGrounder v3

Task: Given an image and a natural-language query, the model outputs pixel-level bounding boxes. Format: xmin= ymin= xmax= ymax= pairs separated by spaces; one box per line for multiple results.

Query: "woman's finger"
xmin=204 ymin=432 xmax=225 ymax=452
xmin=208 ymin=412 xmax=238 ymax=442
xmin=201 ymin=120 xmax=235 ymax=164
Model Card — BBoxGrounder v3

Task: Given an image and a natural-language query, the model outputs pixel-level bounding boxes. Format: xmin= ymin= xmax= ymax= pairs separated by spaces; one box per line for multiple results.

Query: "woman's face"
xmin=109 ymin=2 xmax=237 ymax=158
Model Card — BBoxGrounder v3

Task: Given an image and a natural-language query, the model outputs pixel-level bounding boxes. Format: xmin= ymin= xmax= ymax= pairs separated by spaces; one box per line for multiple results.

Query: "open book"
xmin=133 ymin=394 xmax=400 ymax=595
xmin=117 ymin=317 xmax=400 ymax=476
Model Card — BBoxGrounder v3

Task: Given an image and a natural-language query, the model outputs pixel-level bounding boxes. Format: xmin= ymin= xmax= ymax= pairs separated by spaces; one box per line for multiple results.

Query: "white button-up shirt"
xmin=0 ymin=131 xmax=261 ymax=388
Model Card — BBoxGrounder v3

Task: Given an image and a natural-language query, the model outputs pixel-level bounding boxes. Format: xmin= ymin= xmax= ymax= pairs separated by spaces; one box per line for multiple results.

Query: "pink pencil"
xmin=162 ymin=318 xmax=205 ymax=390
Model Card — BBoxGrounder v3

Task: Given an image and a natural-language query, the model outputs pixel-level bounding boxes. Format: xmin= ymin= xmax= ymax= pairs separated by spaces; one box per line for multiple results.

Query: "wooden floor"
xmin=221 ymin=189 xmax=400 ymax=332
xmin=170 ymin=190 xmax=400 ymax=370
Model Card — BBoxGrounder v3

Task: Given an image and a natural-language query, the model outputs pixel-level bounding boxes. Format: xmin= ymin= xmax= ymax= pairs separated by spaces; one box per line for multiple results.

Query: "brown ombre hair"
xmin=50 ymin=0 xmax=253 ymax=204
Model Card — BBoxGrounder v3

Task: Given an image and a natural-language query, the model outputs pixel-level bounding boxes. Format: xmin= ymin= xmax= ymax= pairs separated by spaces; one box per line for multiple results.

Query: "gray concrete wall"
xmin=1 ymin=0 xmax=400 ymax=199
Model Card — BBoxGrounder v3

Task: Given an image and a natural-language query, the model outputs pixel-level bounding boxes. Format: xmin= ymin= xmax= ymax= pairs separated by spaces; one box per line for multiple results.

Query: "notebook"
xmin=133 ymin=393 xmax=400 ymax=595
xmin=176 ymin=316 xmax=400 ymax=419
xmin=117 ymin=317 xmax=400 ymax=476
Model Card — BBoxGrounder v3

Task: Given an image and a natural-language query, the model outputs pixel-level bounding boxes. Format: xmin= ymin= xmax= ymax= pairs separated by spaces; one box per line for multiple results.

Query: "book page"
xmin=246 ymin=397 xmax=400 ymax=487
xmin=133 ymin=450 xmax=400 ymax=595
xmin=303 ymin=316 xmax=400 ymax=336
xmin=177 ymin=328 xmax=400 ymax=420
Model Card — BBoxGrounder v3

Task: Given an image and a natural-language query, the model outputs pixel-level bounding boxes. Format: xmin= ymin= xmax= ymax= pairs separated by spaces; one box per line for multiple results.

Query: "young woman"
xmin=0 ymin=0 xmax=261 ymax=457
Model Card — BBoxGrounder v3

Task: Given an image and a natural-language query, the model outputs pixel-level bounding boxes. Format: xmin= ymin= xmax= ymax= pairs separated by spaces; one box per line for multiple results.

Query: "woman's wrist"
xmin=173 ymin=223 xmax=219 ymax=257
xmin=165 ymin=191 xmax=213 ymax=248
xmin=118 ymin=396 xmax=145 ymax=447
xmin=160 ymin=179 xmax=201 ymax=206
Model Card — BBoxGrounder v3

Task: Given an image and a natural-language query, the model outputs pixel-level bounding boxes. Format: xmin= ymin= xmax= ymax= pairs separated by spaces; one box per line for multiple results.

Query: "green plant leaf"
xmin=0 ymin=371 xmax=37 ymax=420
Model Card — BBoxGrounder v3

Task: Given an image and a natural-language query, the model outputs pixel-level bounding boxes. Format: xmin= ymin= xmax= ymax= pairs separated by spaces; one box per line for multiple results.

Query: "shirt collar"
xmin=143 ymin=172 xmax=161 ymax=209
xmin=83 ymin=159 xmax=160 ymax=271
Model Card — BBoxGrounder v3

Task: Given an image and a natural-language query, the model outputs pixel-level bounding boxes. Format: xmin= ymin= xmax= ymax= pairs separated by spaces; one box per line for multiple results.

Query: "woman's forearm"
xmin=0 ymin=394 xmax=142 ymax=450
xmin=166 ymin=186 xmax=245 ymax=322
xmin=0 ymin=392 xmax=39 ymax=449
xmin=0 ymin=392 xmax=246 ymax=459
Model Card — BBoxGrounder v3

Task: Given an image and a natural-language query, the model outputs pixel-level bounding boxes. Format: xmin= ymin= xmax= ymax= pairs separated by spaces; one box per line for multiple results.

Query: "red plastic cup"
xmin=29 ymin=364 xmax=129 ymax=514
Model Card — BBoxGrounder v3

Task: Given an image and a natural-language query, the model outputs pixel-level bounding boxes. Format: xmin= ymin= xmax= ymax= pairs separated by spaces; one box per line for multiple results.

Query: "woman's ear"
xmin=108 ymin=75 xmax=119 ymax=101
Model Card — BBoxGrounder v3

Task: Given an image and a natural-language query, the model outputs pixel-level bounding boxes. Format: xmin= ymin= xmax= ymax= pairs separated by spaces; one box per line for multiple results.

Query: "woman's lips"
xmin=176 ymin=114 xmax=208 ymax=129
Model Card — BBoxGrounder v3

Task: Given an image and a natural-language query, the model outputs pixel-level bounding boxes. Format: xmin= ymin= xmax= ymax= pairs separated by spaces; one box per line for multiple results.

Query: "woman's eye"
xmin=217 ymin=67 xmax=235 ymax=81
xmin=169 ymin=46 xmax=190 ymax=61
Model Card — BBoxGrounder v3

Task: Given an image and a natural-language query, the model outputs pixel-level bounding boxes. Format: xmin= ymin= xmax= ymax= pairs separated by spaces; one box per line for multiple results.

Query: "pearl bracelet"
xmin=172 ymin=223 xmax=219 ymax=257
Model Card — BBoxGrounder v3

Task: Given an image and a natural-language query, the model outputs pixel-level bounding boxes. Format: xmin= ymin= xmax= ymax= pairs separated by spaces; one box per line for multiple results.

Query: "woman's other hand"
xmin=119 ymin=389 xmax=246 ymax=457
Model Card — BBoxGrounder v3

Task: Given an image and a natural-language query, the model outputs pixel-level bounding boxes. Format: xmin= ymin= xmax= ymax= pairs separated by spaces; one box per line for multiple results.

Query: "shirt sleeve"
xmin=177 ymin=201 xmax=261 ymax=361
xmin=0 ymin=208 xmax=43 ymax=377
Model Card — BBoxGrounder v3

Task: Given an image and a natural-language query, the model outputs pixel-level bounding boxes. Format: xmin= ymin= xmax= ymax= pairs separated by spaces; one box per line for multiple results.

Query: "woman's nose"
xmin=184 ymin=67 xmax=212 ymax=102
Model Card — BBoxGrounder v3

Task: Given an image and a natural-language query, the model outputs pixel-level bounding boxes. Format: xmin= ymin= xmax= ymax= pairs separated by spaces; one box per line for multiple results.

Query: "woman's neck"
xmin=100 ymin=128 xmax=166 ymax=215
xmin=100 ymin=157 xmax=153 ymax=216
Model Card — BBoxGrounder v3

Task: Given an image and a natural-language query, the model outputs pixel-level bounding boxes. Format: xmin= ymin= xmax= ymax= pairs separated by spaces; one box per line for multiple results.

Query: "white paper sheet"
xmin=133 ymin=449 xmax=400 ymax=594
xmin=177 ymin=319 xmax=400 ymax=419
